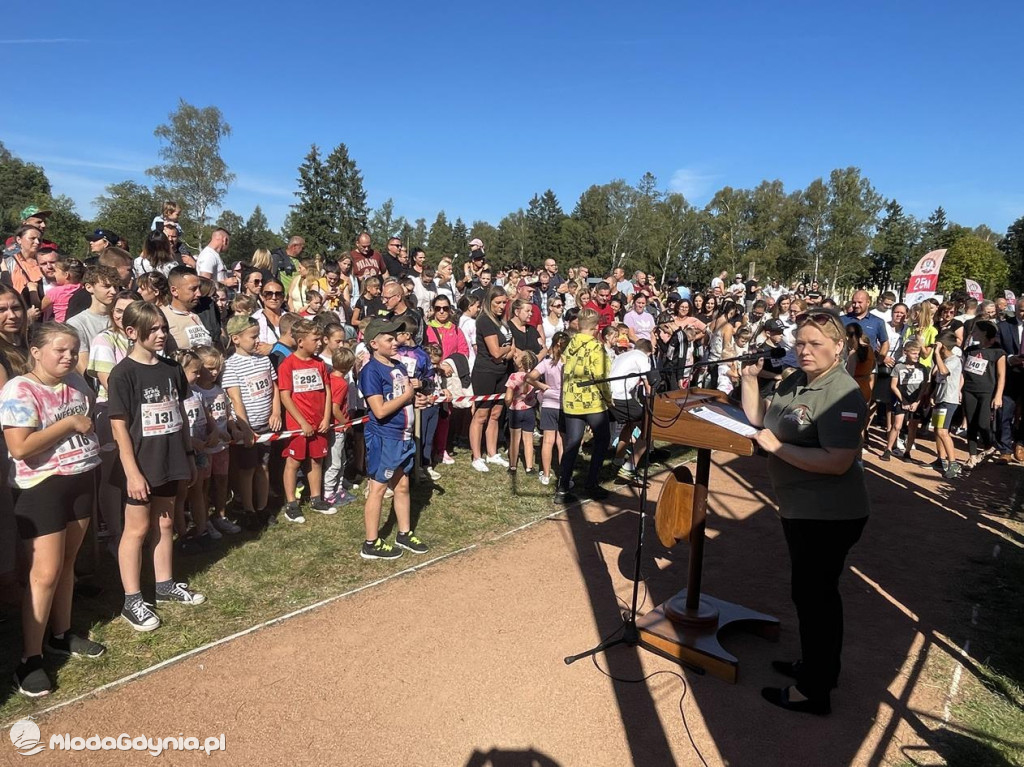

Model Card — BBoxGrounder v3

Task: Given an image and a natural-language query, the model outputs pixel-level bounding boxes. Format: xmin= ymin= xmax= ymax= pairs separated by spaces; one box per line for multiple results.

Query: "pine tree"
xmin=289 ymin=145 xmax=335 ymax=255
xmin=451 ymin=217 xmax=469 ymax=259
xmin=525 ymin=189 xmax=566 ymax=266
xmin=428 ymin=211 xmax=454 ymax=259
xmin=324 ymin=143 xmax=368 ymax=252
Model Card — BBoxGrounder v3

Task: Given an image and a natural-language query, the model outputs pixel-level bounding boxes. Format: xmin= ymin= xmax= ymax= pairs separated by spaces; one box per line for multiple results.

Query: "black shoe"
xmin=584 ymin=485 xmax=610 ymax=500
xmin=283 ymin=501 xmax=305 ymax=524
xmin=46 ymin=632 xmax=107 ymax=658
xmin=13 ymin=655 xmax=51 ymax=698
xmin=395 ymin=531 xmax=429 ymax=554
xmin=175 ymin=537 xmax=202 ymax=556
xmin=309 ymin=496 xmax=338 ymax=515
xmin=761 ymin=686 xmax=830 ymax=715
xmin=360 ymin=538 xmax=402 ymax=560
xmin=554 ymin=491 xmax=579 ymax=506
xmin=880 ymin=449 xmax=891 ymax=461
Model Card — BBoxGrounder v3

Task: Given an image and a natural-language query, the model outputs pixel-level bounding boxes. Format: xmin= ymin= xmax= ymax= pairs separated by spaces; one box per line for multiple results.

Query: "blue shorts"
xmin=365 ymin=432 xmax=415 ymax=484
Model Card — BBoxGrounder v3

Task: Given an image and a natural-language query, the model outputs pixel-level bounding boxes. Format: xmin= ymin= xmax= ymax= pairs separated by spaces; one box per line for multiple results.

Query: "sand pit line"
xmin=12 ymin=507 xmax=569 ymax=727
xmin=942 ymin=638 xmax=970 ymax=723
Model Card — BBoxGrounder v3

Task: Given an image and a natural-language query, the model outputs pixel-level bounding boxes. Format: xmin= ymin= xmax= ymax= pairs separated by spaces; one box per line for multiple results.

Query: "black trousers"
xmin=781 ymin=516 xmax=867 ymax=698
xmin=558 ymin=411 xmax=610 ymax=493
xmin=961 ymin=389 xmax=994 ymax=456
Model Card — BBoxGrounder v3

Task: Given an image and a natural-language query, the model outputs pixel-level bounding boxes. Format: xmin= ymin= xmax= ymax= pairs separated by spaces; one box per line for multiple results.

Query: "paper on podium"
xmin=689 ymin=402 xmax=758 ymax=438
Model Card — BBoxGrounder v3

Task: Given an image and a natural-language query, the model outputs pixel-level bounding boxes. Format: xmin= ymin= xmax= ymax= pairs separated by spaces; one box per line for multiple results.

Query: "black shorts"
xmin=230 ymin=442 xmax=271 ymax=471
xmin=892 ymin=401 xmax=924 ymax=420
xmin=125 ymin=479 xmax=182 ymax=506
xmin=873 ymin=372 xmax=893 ymax=404
xmin=509 ymin=408 xmax=537 ymax=431
xmin=611 ymin=397 xmax=644 ymax=424
xmin=539 ymin=407 xmax=560 ymax=432
xmin=14 ymin=469 xmax=97 ymax=539
xmin=471 ymin=365 xmax=510 ymax=409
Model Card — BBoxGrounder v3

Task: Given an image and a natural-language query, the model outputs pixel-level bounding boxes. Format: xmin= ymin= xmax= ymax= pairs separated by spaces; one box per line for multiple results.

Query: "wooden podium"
xmin=636 ymin=388 xmax=779 ymax=683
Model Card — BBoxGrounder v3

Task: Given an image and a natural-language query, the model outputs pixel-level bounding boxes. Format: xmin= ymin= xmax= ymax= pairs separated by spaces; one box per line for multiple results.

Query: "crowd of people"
xmin=1 ymin=200 xmax=1020 ymax=701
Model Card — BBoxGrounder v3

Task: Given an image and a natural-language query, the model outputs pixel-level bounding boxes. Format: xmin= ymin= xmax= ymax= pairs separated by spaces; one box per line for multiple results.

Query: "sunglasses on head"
xmin=796 ymin=311 xmax=841 ymax=328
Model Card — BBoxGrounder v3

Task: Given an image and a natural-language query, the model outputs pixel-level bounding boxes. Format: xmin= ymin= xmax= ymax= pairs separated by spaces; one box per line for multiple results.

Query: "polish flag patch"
xmin=840 ymin=411 xmax=858 ymax=422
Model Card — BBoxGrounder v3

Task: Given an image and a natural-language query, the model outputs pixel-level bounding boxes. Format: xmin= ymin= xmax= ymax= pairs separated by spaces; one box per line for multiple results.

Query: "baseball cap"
xmin=20 ymin=205 xmax=52 ymax=220
xmin=764 ymin=318 xmax=786 ymax=334
xmin=38 ymin=241 xmax=60 ymax=254
xmin=86 ymin=229 xmax=119 ymax=245
xmin=735 ymin=273 xmax=743 ymax=279
xmin=468 ymin=238 xmax=484 ymax=248
xmin=364 ymin=316 xmax=410 ymax=342
xmin=517 ymin=278 xmax=537 ymax=290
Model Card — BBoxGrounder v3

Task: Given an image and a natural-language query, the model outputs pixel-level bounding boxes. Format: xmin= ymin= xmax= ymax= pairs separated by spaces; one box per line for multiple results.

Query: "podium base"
xmin=637 ymin=590 xmax=780 ymax=683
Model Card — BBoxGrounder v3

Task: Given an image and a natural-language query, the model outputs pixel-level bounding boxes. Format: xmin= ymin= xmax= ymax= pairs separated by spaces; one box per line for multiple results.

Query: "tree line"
xmin=2 ymin=99 xmax=1021 ymax=298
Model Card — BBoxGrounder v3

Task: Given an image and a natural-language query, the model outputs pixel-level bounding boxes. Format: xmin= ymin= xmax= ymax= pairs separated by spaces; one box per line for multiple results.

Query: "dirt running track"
xmin=6 ymin=449 xmax=1021 ymax=767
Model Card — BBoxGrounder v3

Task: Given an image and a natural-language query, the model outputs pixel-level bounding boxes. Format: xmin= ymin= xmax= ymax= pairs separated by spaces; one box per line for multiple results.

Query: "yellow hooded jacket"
xmin=562 ymin=332 xmax=611 ymax=415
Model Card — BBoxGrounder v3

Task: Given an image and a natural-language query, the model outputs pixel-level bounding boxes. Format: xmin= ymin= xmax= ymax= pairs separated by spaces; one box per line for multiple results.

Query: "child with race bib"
xmin=108 ymin=301 xmax=204 ymax=633
xmin=222 ymin=315 xmax=281 ymax=528
xmin=195 ymin=345 xmax=241 ymax=535
xmin=1 ymin=323 xmax=105 ymax=696
xmin=174 ymin=349 xmax=219 ymax=552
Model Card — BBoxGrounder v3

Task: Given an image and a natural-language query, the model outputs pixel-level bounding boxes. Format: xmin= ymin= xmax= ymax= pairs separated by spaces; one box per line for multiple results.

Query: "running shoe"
xmin=471 ymin=458 xmax=490 ymax=473
xmin=442 ymin=452 xmax=455 ymax=465
xmin=879 ymin=449 xmax=892 ymax=462
xmin=310 ymin=497 xmax=338 ymax=515
xmin=539 ymin=472 xmax=550 ymax=486
xmin=13 ymin=656 xmax=51 ymax=698
xmin=360 ymin=538 xmax=402 ymax=560
xmin=486 ymin=453 xmax=510 ymax=467
xmin=395 ymin=531 xmax=429 ymax=554
xmin=122 ymin=600 xmax=161 ymax=632
xmin=156 ymin=582 xmax=207 ymax=605
xmin=211 ymin=516 xmax=242 ymax=535
xmin=46 ymin=632 xmax=107 ymax=658
xmin=283 ymin=501 xmax=306 ymax=524
xmin=943 ymin=462 xmax=962 ymax=480
xmin=426 ymin=467 xmax=441 ymax=481
xmin=205 ymin=524 xmax=223 ymax=540
xmin=554 ymin=490 xmax=579 ymax=506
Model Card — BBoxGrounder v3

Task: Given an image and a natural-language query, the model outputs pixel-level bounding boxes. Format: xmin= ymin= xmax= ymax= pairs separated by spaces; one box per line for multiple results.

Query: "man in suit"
xmin=996 ymin=301 xmax=1024 ymax=462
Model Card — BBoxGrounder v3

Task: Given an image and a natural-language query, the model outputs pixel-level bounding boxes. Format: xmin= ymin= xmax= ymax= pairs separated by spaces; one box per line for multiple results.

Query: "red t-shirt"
xmin=350 ymin=249 xmax=387 ymax=278
xmin=278 ymin=354 xmax=330 ymax=428
xmin=584 ymin=300 xmax=616 ymax=330
xmin=330 ymin=371 xmax=349 ymax=424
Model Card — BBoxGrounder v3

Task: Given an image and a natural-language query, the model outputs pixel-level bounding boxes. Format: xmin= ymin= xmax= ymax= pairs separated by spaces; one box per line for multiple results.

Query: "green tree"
xmin=245 ymin=206 xmax=280 ymax=252
xmin=646 ymin=192 xmax=705 ymax=286
xmin=450 ymin=217 xmax=469 ymax=259
xmin=43 ymin=196 xmax=89 ymax=256
xmin=998 ymin=215 xmax=1024 ymax=290
xmin=469 ymin=220 xmax=498 ymax=252
xmin=427 ymin=211 xmax=454 ymax=259
xmin=368 ymin=199 xmax=406 ymax=250
xmin=147 ymin=99 xmax=234 ymax=245
xmin=919 ymin=206 xmax=949 ymax=252
xmin=0 ymin=142 xmax=51 ymax=234
xmin=493 ymin=210 xmax=529 ymax=268
xmin=940 ymin=233 xmax=1009 ymax=297
xmin=869 ymin=199 xmax=919 ymax=291
xmin=818 ymin=167 xmax=883 ymax=292
xmin=92 ymin=180 xmax=161 ymax=255
xmin=704 ymin=186 xmax=752 ymax=277
xmin=289 ymin=145 xmax=335 ymax=255
xmin=323 ymin=143 xmax=369 ymax=252
xmin=215 ymin=210 xmax=247 ymax=260
xmin=525 ymin=189 xmax=567 ymax=265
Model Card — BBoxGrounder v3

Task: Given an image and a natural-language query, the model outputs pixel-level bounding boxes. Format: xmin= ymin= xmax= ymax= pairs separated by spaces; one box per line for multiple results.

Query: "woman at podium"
xmin=739 ymin=306 xmax=869 ymax=716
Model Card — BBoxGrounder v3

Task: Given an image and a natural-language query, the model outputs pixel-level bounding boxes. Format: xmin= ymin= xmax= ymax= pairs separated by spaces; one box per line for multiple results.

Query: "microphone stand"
xmin=563 ymin=365 xmax=703 ymax=673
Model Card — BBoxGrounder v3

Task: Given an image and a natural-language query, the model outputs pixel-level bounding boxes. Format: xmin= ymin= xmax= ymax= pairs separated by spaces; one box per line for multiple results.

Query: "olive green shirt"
xmin=763 ymin=363 xmax=870 ymax=521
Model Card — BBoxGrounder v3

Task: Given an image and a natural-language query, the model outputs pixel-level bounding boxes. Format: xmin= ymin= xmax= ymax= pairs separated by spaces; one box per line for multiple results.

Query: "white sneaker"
xmin=426 ymin=467 xmax=441 ymax=481
xmin=442 ymin=451 xmax=455 ymax=465
xmin=895 ymin=437 xmax=907 ymax=453
xmin=471 ymin=458 xmax=490 ymax=473
xmin=539 ymin=472 xmax=550 ymax=486
xmin=486 ymin=453 xmax=509 ymax=467
xmin=205 ymin=524 xmax=223 ymax=540
xmin=384 ymin=487 xmax=394 ymax=499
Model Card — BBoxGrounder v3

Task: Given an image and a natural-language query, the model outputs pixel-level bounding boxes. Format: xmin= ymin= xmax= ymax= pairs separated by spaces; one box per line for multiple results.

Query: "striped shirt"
xmin=222 ymin=353 xmax=277 ymax=431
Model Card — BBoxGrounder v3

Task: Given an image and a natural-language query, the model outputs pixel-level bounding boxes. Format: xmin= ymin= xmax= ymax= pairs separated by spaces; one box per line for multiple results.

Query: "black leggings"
xmin=558 ymin=411 xmax=610 ymax=493
xmin=782 ymin=516 xmax=866 ymax=698
xmin=962 ymin=389 xmax=994 ymax=456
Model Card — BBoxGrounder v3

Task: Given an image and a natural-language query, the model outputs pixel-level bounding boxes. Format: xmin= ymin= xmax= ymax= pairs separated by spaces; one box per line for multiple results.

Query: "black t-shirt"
xmin=757 ymin=342 xmax=786 ymax=398
xmin=356 ymin=295 xmax=386 ymax=321
xmin=510 ymin=321 xmax=543 ymax=355
xmin=475 ymin=313 xmax=513 ymax=375
xmin=107 ymin=356 xmax=191 ymax=487
xmin=745 ymin=281 xmax=759 ymax=301
xmin=962 ymin=346 xmax=1004 ymax=394
xmin=65 ymin=286 xmax=92 ymax=321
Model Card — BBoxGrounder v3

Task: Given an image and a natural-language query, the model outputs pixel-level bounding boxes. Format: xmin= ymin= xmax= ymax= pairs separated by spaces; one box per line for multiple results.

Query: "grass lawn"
xmin=0 ymin=445 xmax=676 ymax=724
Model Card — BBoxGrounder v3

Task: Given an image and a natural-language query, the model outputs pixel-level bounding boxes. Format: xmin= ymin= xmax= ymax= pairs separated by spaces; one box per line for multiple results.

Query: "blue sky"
xmin=3 ymin=1 xmax=1022 ymax=236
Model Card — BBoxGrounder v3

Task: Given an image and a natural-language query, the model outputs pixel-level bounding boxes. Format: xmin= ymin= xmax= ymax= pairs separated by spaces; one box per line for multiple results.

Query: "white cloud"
xmin=25 ymin=154 xmax=144 ymax=174
xmin=668 ymin=168 xmax=718 ymax=201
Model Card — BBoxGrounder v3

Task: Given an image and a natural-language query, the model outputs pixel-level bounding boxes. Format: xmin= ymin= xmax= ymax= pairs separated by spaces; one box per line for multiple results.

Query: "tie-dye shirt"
xmin=0 ymin=373 xmax=101 ymax=488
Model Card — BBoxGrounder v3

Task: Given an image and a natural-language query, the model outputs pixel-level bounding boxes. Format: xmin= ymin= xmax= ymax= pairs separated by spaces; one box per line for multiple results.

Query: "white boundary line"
xmin=942 ymin=638 xmax=971 ymax=723
xmin=12 ymin=506 xmax=569 ymax=726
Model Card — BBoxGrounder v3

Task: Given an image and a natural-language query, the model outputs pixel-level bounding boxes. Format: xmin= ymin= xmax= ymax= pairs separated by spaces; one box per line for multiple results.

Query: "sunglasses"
xmin=795 ymin=311 xmax=842 ymax=329
xmin=433 ymin=305 xmax=451 ymax=312
xmin=262 ymin=291 xmax=284 ymax=298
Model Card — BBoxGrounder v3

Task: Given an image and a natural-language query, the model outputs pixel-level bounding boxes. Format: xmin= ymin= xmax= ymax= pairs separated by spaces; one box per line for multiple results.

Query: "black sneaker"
xmin=283 ymin=501 xmax=305 ymax=524
xmin=880 ymin=449 xmax=892 ymax=462
xmin=584 ymin=485 xmax=610 ymax=500
xmin=309 ymin=497 xmax=338 ymax=516
xmin=46 ymin=632 xmax=106 ymax=658
xmin=943 ymin=462 xmax=962 ymax=480
xmin=13 ymin=655 xmax=51 ymax=698
xmin=554 ymin=490 xmax=579 ymax=506
xmin=156 ymin=582 xmax=207 ymax=605
xmin=360 ymin=538 xmax=402 ymax=560
xmin=121 ymin=600 xmax=161 ymax=632
xmin=175 ymin=536 xmax=203 ymax=556
xmin=395 ymin=531 xmax=429 ymax=554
